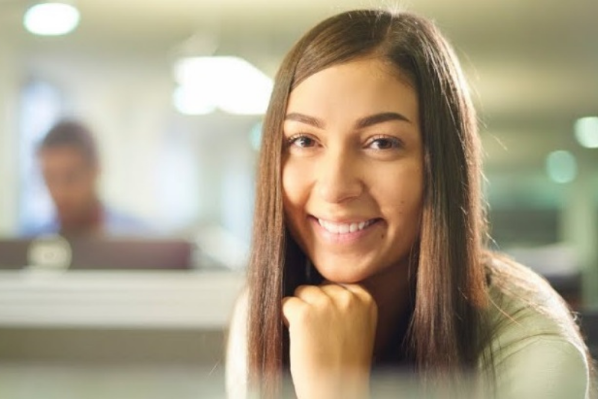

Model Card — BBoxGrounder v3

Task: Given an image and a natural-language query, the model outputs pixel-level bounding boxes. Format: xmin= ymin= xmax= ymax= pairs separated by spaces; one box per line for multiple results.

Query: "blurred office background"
xmin=0 ymin=0 xmax=597 ymax=398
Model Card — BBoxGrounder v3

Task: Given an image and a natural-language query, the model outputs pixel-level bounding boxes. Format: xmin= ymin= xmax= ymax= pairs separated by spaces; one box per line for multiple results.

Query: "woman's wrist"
xmin=295 ymin=370 xmax=371 ymax=399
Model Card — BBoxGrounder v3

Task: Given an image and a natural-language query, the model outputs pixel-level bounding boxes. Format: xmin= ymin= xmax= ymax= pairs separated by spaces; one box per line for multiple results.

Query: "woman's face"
xmin=282 ymin=57 xmax=424 ymax=284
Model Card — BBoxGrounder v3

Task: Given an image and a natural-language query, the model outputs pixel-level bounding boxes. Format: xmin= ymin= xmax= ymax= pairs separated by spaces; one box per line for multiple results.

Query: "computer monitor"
xmin=0 ymin=236 xmax=195 ymax=270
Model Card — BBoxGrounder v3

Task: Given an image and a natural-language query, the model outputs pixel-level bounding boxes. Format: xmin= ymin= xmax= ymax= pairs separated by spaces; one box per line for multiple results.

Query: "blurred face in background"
xmin=39 ymin=145 xmax=99 ymax=225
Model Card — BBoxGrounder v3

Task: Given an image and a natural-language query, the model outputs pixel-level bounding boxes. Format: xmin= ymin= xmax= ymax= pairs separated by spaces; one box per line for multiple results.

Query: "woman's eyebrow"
xmin=284 ymin=113 xmax=324 ymax=129
xmin=355 ymin=112 xmax=412 ymax=129
xmin=284 ymin=112 xmax=412 ymax=130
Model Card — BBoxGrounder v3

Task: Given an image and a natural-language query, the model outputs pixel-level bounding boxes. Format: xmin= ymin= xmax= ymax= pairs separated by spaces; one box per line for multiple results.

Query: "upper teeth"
xmin=317 ymin=219 xmax=374 ymax=234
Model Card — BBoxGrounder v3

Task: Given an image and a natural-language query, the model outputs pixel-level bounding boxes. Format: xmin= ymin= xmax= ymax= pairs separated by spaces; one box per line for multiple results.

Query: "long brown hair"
xmin=247 ymin=9 xmax=490 ymax=396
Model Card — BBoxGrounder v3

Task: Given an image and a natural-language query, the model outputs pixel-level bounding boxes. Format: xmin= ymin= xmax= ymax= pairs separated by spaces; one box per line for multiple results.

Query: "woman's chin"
xmin=314 ymin=265 xmax=374 ymax=285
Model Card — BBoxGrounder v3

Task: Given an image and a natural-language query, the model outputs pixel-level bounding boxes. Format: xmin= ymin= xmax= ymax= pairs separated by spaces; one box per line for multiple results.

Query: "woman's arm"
xmin=282 ymin=284 xmax=378 ymax=399
xmin=491 ymin=335 xmax=589 ymax=399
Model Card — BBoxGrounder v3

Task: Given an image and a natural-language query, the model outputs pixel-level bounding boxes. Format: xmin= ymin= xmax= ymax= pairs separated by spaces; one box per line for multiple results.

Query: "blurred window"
xmin=18 ymin=80 xmax=64 ymax=232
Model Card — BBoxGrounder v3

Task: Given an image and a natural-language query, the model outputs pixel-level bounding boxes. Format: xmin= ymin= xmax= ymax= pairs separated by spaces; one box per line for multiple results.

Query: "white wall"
xmin=0 ymin=40 xmax=20 ymax=235
xmin=10 ymin=50 xmax=258 ymax=239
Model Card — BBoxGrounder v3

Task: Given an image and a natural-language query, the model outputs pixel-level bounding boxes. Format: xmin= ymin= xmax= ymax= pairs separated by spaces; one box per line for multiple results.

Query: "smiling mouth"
xmin=316 ymin=217 xmax=380 ymax=234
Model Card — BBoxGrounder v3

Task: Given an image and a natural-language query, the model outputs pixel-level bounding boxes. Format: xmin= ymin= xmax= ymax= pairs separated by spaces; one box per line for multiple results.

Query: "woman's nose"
xmin=315 ymin=148 xmax=364 ymax=204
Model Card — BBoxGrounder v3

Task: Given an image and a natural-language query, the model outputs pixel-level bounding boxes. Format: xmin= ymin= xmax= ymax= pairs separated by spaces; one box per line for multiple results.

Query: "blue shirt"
xmin=20 ymin=207 xmax=150 ymax=237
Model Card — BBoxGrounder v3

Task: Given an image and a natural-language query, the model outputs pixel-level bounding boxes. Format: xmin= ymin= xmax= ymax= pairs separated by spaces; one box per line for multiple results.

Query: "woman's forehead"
xmin=285 ymin=58 xmax=419 ymax=123
xmin=294 ymin=55 xmax=415 ymax=88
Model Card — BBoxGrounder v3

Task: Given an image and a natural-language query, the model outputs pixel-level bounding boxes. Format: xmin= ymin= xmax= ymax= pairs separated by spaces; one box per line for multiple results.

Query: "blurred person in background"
xmin=226 ymin=8 xmax=594 ymax=399
xmin=21 ymin=119 xmax=147 ymax=238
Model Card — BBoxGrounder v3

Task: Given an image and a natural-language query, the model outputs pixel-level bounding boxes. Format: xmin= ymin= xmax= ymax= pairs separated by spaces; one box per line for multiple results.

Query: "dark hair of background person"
xmin=37 ymin=119 xmax=99 ymax=165
xmin=244 ymin=8 xmax=594 ymax=398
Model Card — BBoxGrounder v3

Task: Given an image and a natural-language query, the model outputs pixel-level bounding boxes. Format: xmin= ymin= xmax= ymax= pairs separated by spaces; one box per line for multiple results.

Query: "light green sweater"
xmin=478 ymin=261 xmax=590 ymax=398
xmin=226 ymin=261 xmax=591 ymax=398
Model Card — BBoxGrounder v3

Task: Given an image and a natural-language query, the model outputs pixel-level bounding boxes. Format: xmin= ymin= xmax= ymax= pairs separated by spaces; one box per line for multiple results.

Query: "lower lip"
xmin=310 ymin=216 xmax=381 ymax=244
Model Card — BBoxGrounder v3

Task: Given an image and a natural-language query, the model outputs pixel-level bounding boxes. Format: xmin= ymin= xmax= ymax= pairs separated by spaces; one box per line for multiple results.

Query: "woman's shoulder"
xmin=485 ymin=254 xmax=583 ymax=341
xmin=481 ymin=255 xmax=591 ymax=398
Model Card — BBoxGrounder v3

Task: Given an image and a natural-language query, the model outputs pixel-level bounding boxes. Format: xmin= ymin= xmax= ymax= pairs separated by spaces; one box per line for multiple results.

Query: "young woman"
xmin=226 ymin=9 xmax=593 ymax=399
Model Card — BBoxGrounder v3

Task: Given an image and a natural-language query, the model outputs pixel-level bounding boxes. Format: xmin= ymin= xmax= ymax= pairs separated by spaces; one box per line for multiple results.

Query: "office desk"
xmin=0 ymin=269 xmax=245 ymax=329
xmin=0 ymin=270 xmax=246 ymax=398
xmin=0 ymin=269 xmax=245 ymax=362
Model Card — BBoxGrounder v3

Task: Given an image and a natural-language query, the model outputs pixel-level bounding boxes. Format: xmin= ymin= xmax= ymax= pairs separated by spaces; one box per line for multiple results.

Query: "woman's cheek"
xmin=282 ymin=159 xmax=311 ymax=205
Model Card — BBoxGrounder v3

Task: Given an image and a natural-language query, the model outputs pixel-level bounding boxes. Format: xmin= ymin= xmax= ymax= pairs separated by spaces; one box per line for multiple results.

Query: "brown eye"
xmin=368 ymin=137 xmax=401 ymax=150
xmin=289 ymin=135 xmax=316 ymax=148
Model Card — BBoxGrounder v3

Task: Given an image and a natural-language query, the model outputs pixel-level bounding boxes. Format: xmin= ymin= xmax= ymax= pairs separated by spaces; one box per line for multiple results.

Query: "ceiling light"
xmin=574 ymin=116 xmax=598 ymax=149
xmin=546 ymin=150 xmax=577 ymax=184
xmin=172 ymin=86 xmax=216 ymax=116
xmin=24 ymin=2 xmax=80 ymax=36
xmin=173 ymin=56 xmax=273 ymax=115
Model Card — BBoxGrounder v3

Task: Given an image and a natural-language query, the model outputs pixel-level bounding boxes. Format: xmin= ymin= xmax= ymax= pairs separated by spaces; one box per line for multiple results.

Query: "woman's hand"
xmin=282 ymin=284 xmax=378 ymax=399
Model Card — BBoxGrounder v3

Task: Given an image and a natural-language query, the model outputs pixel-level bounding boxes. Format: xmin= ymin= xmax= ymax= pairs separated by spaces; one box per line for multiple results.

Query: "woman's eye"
xmin=368 ymin=137 xmax=402 ymax=150
xmin=288 ymin=135 xmax=316 ymax=148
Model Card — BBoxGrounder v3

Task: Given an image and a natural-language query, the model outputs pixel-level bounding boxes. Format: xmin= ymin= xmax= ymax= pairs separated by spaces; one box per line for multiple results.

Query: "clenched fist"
xmin=282 ymin=284 xmax=378 ymax=399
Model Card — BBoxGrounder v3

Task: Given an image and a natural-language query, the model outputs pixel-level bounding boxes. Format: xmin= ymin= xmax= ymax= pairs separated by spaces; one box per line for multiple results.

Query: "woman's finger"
xmin=339 ymin=284 xmax=374 ymax=303
xmin=294 ymin=284 xmax=330 ymax=305
xmin=282 ymin=296 xmax=305 ymax=327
